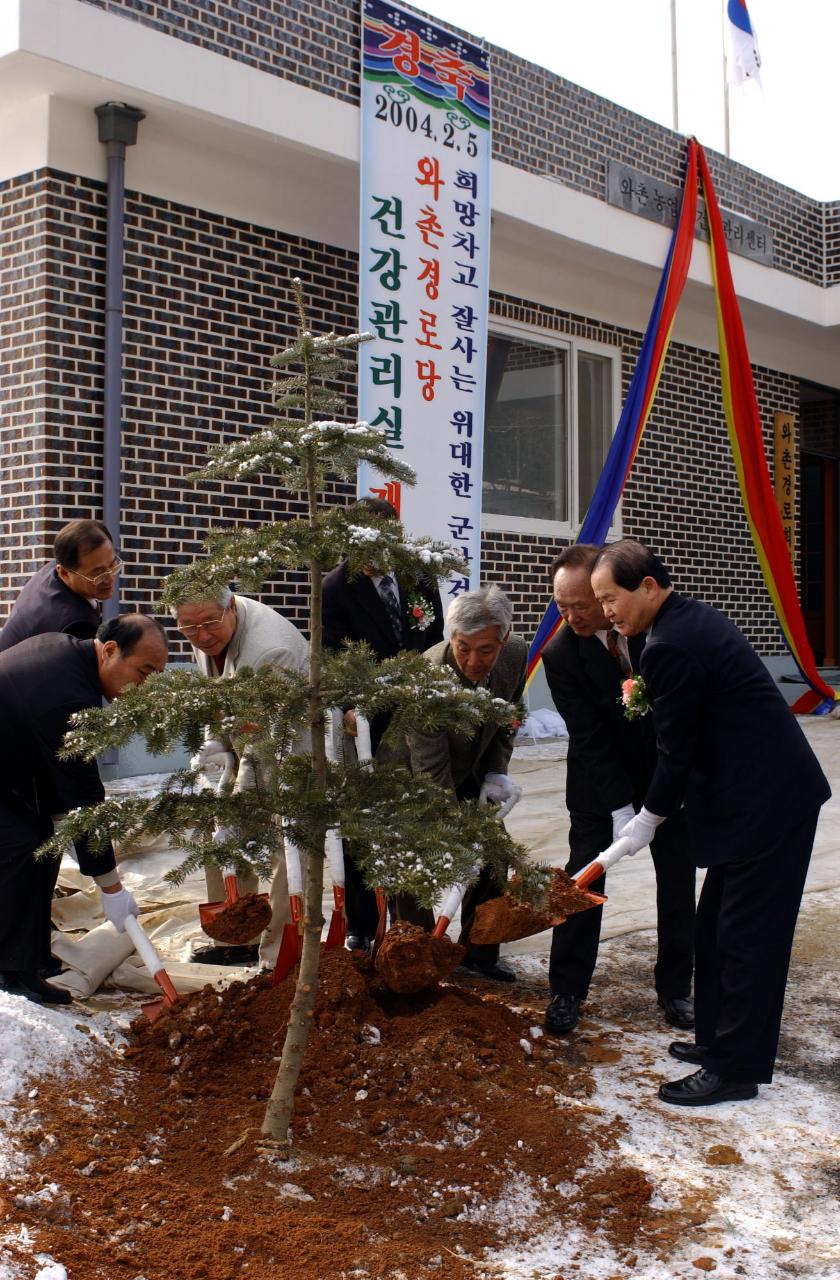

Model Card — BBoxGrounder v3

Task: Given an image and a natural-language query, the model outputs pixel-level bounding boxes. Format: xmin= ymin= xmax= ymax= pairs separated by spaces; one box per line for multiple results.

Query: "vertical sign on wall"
xmin=774 ymin=411 xmax=796 ymax=562
xmin=359 ymin=0 xmax=491 ymax=596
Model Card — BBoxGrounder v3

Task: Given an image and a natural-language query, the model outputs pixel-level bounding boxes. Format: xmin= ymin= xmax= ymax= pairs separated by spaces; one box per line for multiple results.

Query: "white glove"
xmin=611 ymin=803 xmax=636 ymax=842
xmin=618 ymin=806 xmax=665 ymax=856
xmin=479 ymin=772 xmax=523 ymax=820
xmin=99 ymin=886 xmax=139 ymax=933
xmin=190 ymin=738 xmax=230 ymax=775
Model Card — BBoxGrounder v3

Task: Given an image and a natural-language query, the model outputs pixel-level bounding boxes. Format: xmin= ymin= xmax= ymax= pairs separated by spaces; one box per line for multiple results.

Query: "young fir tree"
xmin=42 ymin=279 xmax=544 ymax=1145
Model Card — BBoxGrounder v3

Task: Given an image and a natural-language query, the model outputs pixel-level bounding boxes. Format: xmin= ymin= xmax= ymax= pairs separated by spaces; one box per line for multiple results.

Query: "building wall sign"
xmin=358 ymin=0 xmax=492 ymax=595
xmin=607 ymin=160 xmax=774 ymax=267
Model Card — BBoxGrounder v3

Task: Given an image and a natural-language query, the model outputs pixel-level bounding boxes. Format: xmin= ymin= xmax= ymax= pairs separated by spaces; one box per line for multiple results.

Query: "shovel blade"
xmin=139 ymin=996 xmax=167 ymax=1023
xmin=272 ymin=923 xmax=302 ymax=986
xmin=325 ymin=909 xmax=346 ymax=949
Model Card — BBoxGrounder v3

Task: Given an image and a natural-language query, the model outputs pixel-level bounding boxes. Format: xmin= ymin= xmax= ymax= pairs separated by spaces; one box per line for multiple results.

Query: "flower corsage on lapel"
xmin=620 ymin=674 xmax=649 ymax=720
xmin=405 ymin=591 xmax=436 ymax=631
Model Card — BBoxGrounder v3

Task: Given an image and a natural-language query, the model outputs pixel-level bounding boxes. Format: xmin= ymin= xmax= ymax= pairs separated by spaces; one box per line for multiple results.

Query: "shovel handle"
xmin=325 ymin=826 xmax=345 ymax=889
xmin=221 ymin=867 xmax=239 ymax=905
xmin=124 ymin=914 xmax=163 ymax=979
xmin=574 ymin=837 xmax=634 ymax=889
xmin=433 ymin=878 xmax=470 ymax=937
xmin=354 ymin=713 xmax=373 ymax=767
xmin=284 ymin=835 xmax=304 ymax=899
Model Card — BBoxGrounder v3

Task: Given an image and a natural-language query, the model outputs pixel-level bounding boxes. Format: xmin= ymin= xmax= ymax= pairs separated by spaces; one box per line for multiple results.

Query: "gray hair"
xmin=447 ymin=585 xmax=513 ymax=641
xmin=171 ymin=585 xmax=233 ymax=618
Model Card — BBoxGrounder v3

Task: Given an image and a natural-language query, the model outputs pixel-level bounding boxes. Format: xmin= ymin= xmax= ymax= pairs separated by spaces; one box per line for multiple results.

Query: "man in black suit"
xmin=541 ymin=545 xmax=696 ymax=1035
xmin=0 ymin=614 xmax=168 ymax=1004
xmin=0 ymin=519 xmax=121 ymax=652
xmin=591 ymin=539 xmax=831 ymax=1106
xmin=322 ymin=497 xmax=444 ymax=949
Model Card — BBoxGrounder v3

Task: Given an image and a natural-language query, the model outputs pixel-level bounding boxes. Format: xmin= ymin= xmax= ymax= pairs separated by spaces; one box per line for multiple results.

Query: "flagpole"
xmin=670 ymin=0 xmax=679 ymax=132
xmin=721 ymin=0 xmax=731 ymax=156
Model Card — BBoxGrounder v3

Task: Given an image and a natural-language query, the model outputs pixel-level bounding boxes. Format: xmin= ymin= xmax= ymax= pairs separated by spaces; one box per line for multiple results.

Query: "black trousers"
xmin=695 ymin=810 xmax=818 ymax=1084
xmin=0 ymin=797 xmax=58 ymax=972
xmin=343 ymin=842 xmax=380 ymax=941
xmin=548 ymin=806 xmax=696 ymax=1000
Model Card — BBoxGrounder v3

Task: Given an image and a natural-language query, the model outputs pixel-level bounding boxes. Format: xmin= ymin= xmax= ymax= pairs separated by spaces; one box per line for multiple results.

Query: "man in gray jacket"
xmin=407 ymin=585 xmax=527 ymax=982
xmin=174 ymin=588 xmax=309 ymax=966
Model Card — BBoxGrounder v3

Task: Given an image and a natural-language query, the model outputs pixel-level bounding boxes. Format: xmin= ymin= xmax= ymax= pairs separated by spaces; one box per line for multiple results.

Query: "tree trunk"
xmin=261 ymin=324 xmax=328 ymax=1142
xmin=260 ymin=822 xmax=325 ymax=1140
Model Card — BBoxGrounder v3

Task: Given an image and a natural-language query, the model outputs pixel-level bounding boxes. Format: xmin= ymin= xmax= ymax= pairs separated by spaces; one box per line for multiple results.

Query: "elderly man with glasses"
xmin=0 ymin=519 xmax=123 ymax=653
xmin=173 ymin=587 xmax=309 ymax=967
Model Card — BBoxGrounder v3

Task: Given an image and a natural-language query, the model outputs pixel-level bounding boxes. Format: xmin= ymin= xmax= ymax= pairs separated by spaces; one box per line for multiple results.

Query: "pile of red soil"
xmin=201 ymin=892 xmax=272 ymax=943
xmin=374 ymin=918 xmax=464 ymax=992
xmin=3 ymin=948 xmax=678 ymax=1280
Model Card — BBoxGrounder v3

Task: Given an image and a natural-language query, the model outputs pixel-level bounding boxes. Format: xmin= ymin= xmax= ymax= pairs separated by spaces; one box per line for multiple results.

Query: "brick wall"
xmin=0 ymin=169 xmax=358 ymax=654
xmin=0 ymin=171 xmax=796 ymax=658
xmin=0 ymin=173 xmax=53 ymax=598
xmin=78 ymin=0 xmax=828 ymax=285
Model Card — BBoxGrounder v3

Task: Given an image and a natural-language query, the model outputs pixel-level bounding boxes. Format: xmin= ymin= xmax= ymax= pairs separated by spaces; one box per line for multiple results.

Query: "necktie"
xmin=606 ymin=628 xmax=633 ymax=678
xmin=377 ymin=574 xmax=403 ymax=642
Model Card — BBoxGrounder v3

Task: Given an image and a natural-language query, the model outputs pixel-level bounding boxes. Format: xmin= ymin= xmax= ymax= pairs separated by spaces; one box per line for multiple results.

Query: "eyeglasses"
xmin=71 ymin=556 xmax=124 ymax=587
xmin=178 ymin=606 xmax=231 ymax=640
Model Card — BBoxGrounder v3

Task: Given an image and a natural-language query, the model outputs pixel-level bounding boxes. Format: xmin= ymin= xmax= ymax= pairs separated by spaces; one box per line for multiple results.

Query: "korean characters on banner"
xmin=774 ymin=411 xmax=796 ymax=562
xmin=358 ymin=0 xmax=491 ymax=600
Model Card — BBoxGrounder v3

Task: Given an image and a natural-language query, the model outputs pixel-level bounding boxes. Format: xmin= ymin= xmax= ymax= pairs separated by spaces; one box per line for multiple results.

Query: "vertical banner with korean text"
xmin=773 ymin=411 xmax=795 ymax=563
xmin=358 ymin=0 xmax=491 ymax=598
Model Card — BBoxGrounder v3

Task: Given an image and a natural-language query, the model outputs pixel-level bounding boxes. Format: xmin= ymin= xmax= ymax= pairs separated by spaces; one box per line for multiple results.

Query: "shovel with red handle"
xmin=351 ymin=713 xmax=390 ymax=959
xmin=432 ymin=874 xmax=475 ymax=940
xmin=124 ymin=915 xmax=179 ymax=1022
xmin=198 ymin=753 xmax=271 ymax=941
xmin=571 ymin=836 xmax=633 ymax=896
xmin=324 ymin=707 xmax=347 ymax=949
xmin=272 ymin=830 xmax=305 ymax=985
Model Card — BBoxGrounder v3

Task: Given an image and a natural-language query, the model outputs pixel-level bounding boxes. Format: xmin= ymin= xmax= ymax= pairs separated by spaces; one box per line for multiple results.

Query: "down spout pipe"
xmin=94 ymin=102 xmax=145 ymax=621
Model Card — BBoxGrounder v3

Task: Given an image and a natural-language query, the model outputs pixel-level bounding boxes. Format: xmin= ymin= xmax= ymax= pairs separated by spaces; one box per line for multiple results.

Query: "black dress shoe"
xmin=39 ymin=954 xmax=65 ymax=979
xmin=659 ymin=1068 xmax=758 ymax=1107
xmin=190 ymin=943 xmax=259 ymax=965
xmin=658 ymin=995 xmax=695 ymax=1030
xmin=2 ymin=970 xmax=72 ymax=1006
xmin=460 ymin=956 xmax=516 ymax=983
xmin=545 ymin=993 xmax=581 ymax=1034
xmin=345 ymin=934 xmax=372 ymax=953
xmin=668 ymin=1040 xmax=709 ymax=1065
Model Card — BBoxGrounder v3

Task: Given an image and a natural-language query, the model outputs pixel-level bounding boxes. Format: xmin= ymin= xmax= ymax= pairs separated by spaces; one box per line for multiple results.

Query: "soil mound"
xmin=374 ymin=919 xmax=465 ymax=992
xmin=7 ymin=947 xmax=670 ymax=1280
xmin=201 ymin=891 xmax=272 ymax=943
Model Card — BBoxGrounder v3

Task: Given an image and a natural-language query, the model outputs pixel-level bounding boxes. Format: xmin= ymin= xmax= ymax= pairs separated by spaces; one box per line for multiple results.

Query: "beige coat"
xmin=192 ymin=595 xmax=309 ymax=964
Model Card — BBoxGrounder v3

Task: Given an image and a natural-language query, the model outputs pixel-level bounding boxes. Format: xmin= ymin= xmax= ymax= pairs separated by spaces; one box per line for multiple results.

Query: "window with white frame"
xmin=482 ymin=324 xmax=620 ymax=535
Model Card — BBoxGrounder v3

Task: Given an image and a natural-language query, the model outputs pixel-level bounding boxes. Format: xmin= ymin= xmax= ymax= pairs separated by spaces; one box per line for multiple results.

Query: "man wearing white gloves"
xmin=0 ymin=614 xmax=168 ymax=1005
xmin=174 ymin=587 xmax=309 ymax=967
xmin=592 ymin=539 xmax=830 ymax=1106
xmin=542 ymin=544 xmax=695 ymax=1035
xmin=407 ymin=586 xmax=527 ymax=982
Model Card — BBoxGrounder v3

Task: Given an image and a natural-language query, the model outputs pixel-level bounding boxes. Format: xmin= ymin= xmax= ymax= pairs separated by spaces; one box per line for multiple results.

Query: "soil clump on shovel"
xmin=547 ymin=866 xmax=607 ymax=917
xmin=201 ymin=891 xmax=272 ymax=943
xmin=469 ymin=895 xmax=555 ymax=945
xmin=374 ymin=919 xmax=465 ymax=993
xmin=471 ymin=869 xmax=605 ymax=946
